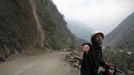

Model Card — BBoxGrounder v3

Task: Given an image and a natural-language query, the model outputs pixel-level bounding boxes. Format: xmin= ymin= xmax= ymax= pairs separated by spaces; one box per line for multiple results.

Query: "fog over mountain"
xmin=67 ymin=20 xmax=94 ymax=41
xmin=53 ymin=0 xmax=134 ymax=34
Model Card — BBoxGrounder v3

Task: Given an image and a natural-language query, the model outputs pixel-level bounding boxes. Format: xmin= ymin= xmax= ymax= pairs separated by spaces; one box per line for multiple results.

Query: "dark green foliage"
xmin=35 ymin=0 xmax=76 ymax=49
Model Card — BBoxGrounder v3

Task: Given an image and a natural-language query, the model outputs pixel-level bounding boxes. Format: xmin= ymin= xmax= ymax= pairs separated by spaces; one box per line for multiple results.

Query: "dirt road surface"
xmin=0 ymin=51 xmax=80 ymax=75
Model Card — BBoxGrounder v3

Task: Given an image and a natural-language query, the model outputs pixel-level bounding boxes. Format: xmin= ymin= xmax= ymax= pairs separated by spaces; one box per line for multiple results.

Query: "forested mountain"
xmin=105 ymin=12 xmax=134 ymax=52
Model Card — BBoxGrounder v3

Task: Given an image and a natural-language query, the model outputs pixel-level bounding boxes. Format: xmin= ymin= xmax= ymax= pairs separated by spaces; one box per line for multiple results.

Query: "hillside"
xmin=67 ymin=20 xmax=94 ymax=41
xmin=35 ymin=0 xmax=74 ymax=49
xmin=0 ymin=0 xmax=75 ymax=60
xmin=105 ymin=12 xmax=134 ymax=52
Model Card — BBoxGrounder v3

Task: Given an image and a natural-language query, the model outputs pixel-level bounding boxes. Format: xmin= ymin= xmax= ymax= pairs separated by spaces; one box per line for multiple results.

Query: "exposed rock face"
xmin=0 ymin=0 xmax=40 ymax=57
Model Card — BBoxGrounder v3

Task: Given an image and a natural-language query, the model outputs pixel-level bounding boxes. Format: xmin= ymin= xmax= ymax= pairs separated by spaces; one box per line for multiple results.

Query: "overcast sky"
xmin=53 ymin=0 xmax=134 ymax=34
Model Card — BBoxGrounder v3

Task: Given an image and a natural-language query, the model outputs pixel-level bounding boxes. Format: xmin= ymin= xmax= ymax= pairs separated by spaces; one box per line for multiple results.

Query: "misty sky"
xmin=53 ymin=0 xmax=134 ymax=34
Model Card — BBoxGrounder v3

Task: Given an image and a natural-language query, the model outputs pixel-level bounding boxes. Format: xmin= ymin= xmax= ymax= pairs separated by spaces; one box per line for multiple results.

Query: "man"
xmin=81 ymin=31 xmax=110 ymax=75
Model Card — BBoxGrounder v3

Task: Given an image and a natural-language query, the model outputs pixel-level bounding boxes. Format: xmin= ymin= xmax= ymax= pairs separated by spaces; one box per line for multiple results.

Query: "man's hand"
xmin=106 ymin=63 xmax=114 ymax=68
xmin=81 ymin=44 xmax=90 ymax=54
xmin=98 ymin=66 xmax=105 ymax=74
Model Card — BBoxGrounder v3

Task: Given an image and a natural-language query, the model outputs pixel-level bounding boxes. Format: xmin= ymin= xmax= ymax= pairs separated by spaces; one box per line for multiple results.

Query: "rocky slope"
xmin=0 ymin=0 xmax=75 ymax=60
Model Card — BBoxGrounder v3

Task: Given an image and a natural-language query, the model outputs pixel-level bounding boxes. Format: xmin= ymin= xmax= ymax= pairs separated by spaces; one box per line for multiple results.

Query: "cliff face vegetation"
xmin=0 ymin=0 xmax=76 ymax=59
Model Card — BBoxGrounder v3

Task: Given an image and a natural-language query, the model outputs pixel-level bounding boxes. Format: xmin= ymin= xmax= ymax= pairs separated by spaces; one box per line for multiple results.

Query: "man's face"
xmin=94 ymin=34 xmax=103 ymax=45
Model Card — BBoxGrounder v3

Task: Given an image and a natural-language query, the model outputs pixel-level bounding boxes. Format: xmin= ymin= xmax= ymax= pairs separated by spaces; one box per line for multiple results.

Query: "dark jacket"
xmin=80 ymin=43 xmax=105 ymax=75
